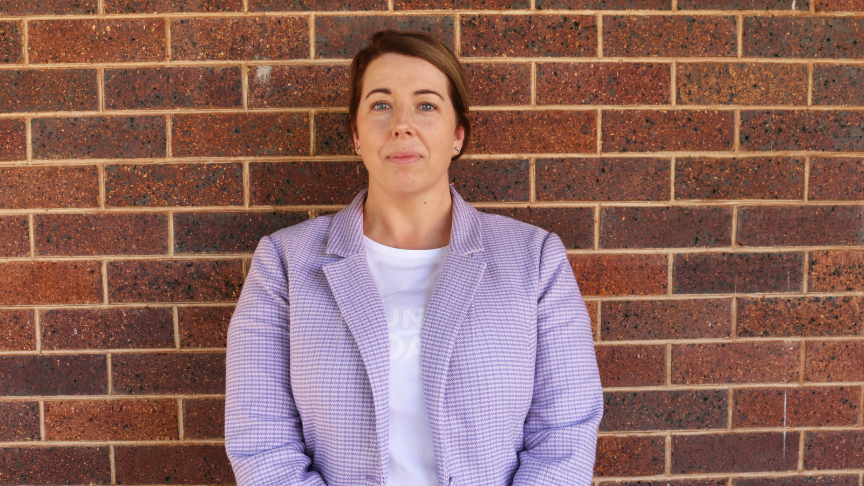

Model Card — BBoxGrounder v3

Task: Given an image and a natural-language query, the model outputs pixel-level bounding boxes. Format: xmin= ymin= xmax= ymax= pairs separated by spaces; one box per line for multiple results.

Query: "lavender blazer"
xmin=225 ymin=184 xmax=603 ymax=486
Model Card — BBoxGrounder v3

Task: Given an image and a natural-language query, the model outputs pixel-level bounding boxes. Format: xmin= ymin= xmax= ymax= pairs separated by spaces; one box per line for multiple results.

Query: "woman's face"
xmin=354 ymin=52 xmax=465 ymax=196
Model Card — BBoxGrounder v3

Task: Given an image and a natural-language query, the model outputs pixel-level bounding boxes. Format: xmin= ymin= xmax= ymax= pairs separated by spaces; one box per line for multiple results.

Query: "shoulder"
xmin=474 ymin=209 xmax=552 ymax=255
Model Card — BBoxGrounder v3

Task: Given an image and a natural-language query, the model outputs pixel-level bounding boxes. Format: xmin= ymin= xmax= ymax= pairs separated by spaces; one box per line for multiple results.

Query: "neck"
xmin=362 ymin=181 xmax=453 ymax=250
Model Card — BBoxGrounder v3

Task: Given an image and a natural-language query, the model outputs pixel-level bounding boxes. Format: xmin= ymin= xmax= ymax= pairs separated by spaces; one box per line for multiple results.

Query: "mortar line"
xmin=28 ymin=214 xmax=35 ymax=258
xmin=242 ymin=63 xmax=249 ymax=110
xmin=799 ymin=339 xmax=806 ymax=385
xmin=178 ymin=398 xmax=185 ymax=440
xmin=243 ymin=0 xmax=249 ymax=12
xmin=39 ymin=400 xmax=45 ymax=440
xmin=810 ymin=0 xmax=815 ymax=12
xmin=665 ymin=432 xmax=672 ymax=475
xmin=731 ymin=204 xmax=739 ymax=247
xmin=595 ymin=299 xmax=601 ymax=342
xmin=736 ymin=14 xmax=743 ymax=58
xmin=98 ymin=163 xmax=106 ymax=209
xmin=807 ymin=62 xmax=813 ymax=107
xmin=244 ymin=160 xmax=251 ymax=208
xmin=530 ymin=0 xmax=535 ymax=11
xmin=665 ymin=342 xmax=672 ymax=386
xmin=165 ymin=15 xmax=171 ymax=62
xmin=107 ymin=353 xmax=113 ymax=394
xmin=25 ymin=117 xmax=32 ymax=163
xmin=98 ymin=0 xmax=104 ymax=14
xmin=165 ymin=114 xmax=172 ymax=158
xmin=731 ymin=296 xmax=738 ymax=339
xmin=727 ymin=387 xmax=734 ymax=429
xmin=597 ymin=14 xmax=603 ymax=58
xmin=803 ymin=156 xmax=810 ymax=202
xmin=530 ymin=61 xmax=536 ymax=107
xmin=455 ymin=12 xmax=461 ymax=56
xmin=110 ymin=445 xmax=116 ymax=484
xmin=21 ymin=18 xmax=28 ymax=64
xmin=667 ymin=251 xmax=674 ymax=295
xmin=173 ymin=306 xmax=180 ymax=349
xmin=798 ymin=430 xmax=805 ymax=471
xmin=168 ymin=211 xmax=175 ymax=256
xmin=529 ymin=158 xmax=536 ymax=202
xmin=97 ymin=67 xmax=105 ymax=112
xmin=803 ymin=250 xmax=809 ymax=293
xmin=670 ymin=61 xmax=677 ymax=105
xmin=670 ymin=157 xmax=676 ymax=201
xmin=309 ymin=109 xmax=316 ymax=155
xmin=593 ymin=205 xmax=600 ymax=250
xmin=34 ymin=308 xmax=41 ymax=353
xmin=596 ymin=109 xmax=602 ymax=154
xmin=310 ymin=13 xmax=316 ymax=59
xmin=101 ymin=261 xmax=109 ymax=305
xmin=734 ymin=109 xmax=741 ymax=152
xmin=671 ymin=0 xmax=677 ymax=9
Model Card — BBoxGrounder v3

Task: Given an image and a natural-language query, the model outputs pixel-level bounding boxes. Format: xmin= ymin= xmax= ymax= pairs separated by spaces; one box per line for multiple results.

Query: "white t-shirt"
xmin=363 ymin=234 xmax=448 ymax=486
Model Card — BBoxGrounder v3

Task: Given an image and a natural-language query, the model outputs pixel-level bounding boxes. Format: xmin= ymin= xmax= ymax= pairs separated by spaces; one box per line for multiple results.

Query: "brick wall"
xmin=1 ymin=0 xmax=863 ymax=483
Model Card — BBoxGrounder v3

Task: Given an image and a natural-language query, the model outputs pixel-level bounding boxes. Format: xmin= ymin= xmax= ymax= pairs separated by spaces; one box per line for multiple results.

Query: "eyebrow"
xmin=364 ymin=88 xmax=445 ymax=100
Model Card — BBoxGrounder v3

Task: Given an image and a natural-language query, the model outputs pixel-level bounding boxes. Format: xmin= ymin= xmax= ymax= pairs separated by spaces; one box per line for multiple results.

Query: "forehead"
xmin=362 ymin=53 xmax=450 ymax=95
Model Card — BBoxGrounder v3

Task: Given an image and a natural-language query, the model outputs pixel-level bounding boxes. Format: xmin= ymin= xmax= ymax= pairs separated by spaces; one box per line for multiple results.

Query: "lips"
xmin=387 ymin=151 xmax=422 ymax=165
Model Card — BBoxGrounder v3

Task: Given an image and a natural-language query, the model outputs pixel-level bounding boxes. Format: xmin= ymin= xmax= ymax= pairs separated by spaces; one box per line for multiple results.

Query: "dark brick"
xmin=173 ymin=113 xmax=309 ymax=157
xmin=464 ymin=63 xmax=531 ymax=106
xmin=0 ymin=309 xmax=34 ymax=351
xmin=676 ymin=157 xmax=805 ymax=200
xmin=674 ymin=252 xmax=803 ymax=294
xmin=738 ymin=205 xmax=864 ymax=246
xmin=744 ymin=17 xmax=864 ymax=59
xmin=741 ymin=111 xmax=864 ymax=152
xmin=0 ymin=118 xmax=25 ymax=161
xmin=536 ymin=157 xmax=670 ymax=202
xmin=809 ymin=250 xmax=864 ymax=292
xmin=29 ymin=19 xmax=165 ymax=63
xmin=249 ymin=65 xmax=348 ymax=108
xmin=595 ymin=345 xmax=665 ymax=387
xmin=45 ymin=399 xmax=178 ymax=441
xmin=112 ymin=353 xmax=226 ymax=394
xmin=171 ymin=16 xmax=308 ymax=61
xmin=41 ymin=307 xmax=175 ymax=350
xmin=813 ymin=65 xmax=864 ymax=105
xmin=254 ymin=0 xmax=384 ymax=9
xmin=816 ymin=0 xmax=864 ymax=11
xmin=472 ymin=110 xmax=596 ymax=154
xmin=538 ymin=0 xmax=670 ymax=8
xmin=35 ymin=213 xmax=169 ymax=256
xmin=571 ymin=254 xmax=668 ymax=296
xmin=0 ymin=165 xmax=98 ymax=209
xmin=604 ymin=16 xmax=736 ymax=57
xmin=461 ymin=15 xmax=596 ymax=58
xmin=735 ymin=476 xmax=860 ymax=486
xmin=601 ymin=299 xmax=732 ymax=340
xmin=678 ymin=63 xmax=808 ymax=105
xmin=314 ymin=112 xmax=353 ymax=155
xmin=315 ymin=15 xmax=454 ymax=59
xmin=0 ymin=448 xmax=110 ymax=485
xmin=396 ymin=0 xmax=527 ymax=9
xmin=738 ymin=296 xmax=864 ymax=338
xmin=809 ymin=158 xmax=864 ymax=200
xmin=0 ymin=21 xmax=23 ymax=64
xmin=105 ymin=163 xmax=243 ymax=207
xmin=734 ymin=387 xmax=859 ymax=428
xmin=108 ymin=260 xmax=243 ymax=303
xmin=602 ymin=390 xmax=727 ymax=432
xmin=673 ymin=433 xmax=798 ymax=473
xmin=0 ymin=69 xmax=97 ymax=113
xmin=680 ymin=0 xmax=810 ymax=8
xmin=32 ymin=116 xmax=167 ymax=159
xmin=601 ymin=206 xmax=732 ymax=248
xmin=250 ymin=161 xmax=368 ymax=205
xmin=0 ymin=355 xmax=107 ymax=395
xmin=179 ymin=306 xmax=233 ymax=348
xmin=806 ymin=341 xmax=864 ymax=382
xmin=449 ymin=158 xmax=530 ymax=202
xmin=0 ymin=216 xmax=29 ymax=257
xmin=184 ymin=398 xmax=225 ymax=439
xmin=603 ymin=110 xmax=735 ymax=152
xmin=613 ymin=482 xmax=726 ymax=486
xmin=105 ymin=67 xmax=242 ymax=110
xmin=0 ymin=0 xmax=98 ymax=14
xmin=0 ymin=261 xmax=102 ymax=305
xmin=672 ymin=342 xmax=800 ymax=385
xmin=537 ymin=62 xmax=670 ymax=105
xmin=105 ymin=0 xmax=242 ymax=12
xmin=174 ymin=211 xmax=306 ymax=253
xmin=478 ymin=206 xmax=594 ymax=249
xmin=115 ymin=445 xmax=234 ymax=484
xmin=595 ymin=436 xmax=666 ymax=477
xmin=586 ymin=300 xmax=599 ymax=341
xmin=0 ymin=402 xmax=39 ymax=441
xmin=806 ymin=431 xmax=864 ymax=469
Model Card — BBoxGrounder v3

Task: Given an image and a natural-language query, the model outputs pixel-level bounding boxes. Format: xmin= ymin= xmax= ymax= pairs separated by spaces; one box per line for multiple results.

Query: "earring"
xmin=454 ymin=147 xmax=460 ymax=153
xmin=356 ymin=145 xmax=360 ymax=152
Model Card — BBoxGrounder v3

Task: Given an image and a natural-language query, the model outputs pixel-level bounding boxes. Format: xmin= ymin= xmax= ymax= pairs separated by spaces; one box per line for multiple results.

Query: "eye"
xmin=419 ymin=102 xmax=437 ymax=111
xmin=372 ymin=101 xmax=390 ymax=110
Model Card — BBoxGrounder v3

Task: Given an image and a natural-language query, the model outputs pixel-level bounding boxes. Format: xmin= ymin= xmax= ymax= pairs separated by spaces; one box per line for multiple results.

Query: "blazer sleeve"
xmin=511 ymin=231 xmax=604 ymax=486
xmin=224 ymin=235 xmax=326 ymax=486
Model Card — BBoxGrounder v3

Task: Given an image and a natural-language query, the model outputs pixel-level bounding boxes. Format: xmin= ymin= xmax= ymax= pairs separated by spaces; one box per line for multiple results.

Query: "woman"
xmin=225 ymin=30 xmax=603 ymax=486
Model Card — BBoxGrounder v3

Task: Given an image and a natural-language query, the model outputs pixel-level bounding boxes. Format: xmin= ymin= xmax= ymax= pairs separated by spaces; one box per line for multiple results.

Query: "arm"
xmin=225 ymin=235 xmax=326 ymax=486
xmin=512 ymin=231 xmax=604 ymax=486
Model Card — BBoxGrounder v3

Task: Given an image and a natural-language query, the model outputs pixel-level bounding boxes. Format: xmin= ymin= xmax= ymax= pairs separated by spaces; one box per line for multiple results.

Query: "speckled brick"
xmin=0 ymin=215 xmax=29 ymax=257
xmin=735 ymin=476 xmax=859 ymax=486
xmin=464 ymin=63 xmax=531 ymax=106
xmin=478 ymin=206 xmax=595 ymax=249
xmin=184 ymin=398 xmax=225 ymax=439
xmin=35 ymin=213 xmax=169 ymax=256
xmin=571 ymin=253 xmax=668 ymax=296
xmin=603 ymin=110 xmax=735 ymax=152
xmin=174 ymin=211 xmax=307 ymax=253
xmin=32 ymin=116 xmax=167 ymax=160
xmin=672 ymin=342 xmax=800 ymax=385
xmin=0 ymin=118 xmax=26 ymax=161
xmin=108 ymin=260 xmax=242 ymax=303
xmin=738 ymin=205 xmax=864 ymax=246
xmin=449 ymin=158 xmax=530 ymax=202
xmin=115 ymin=445 xmax=235 ymax=484
xmin=537 ymin=62 xmax=670 ymax=105
xmin=678 ymin=63 xmax=808 ymax=105
xmin=744 ymin=17 xmax=864 ymax=59
xmin=813 ymin=65 xmax=864 ymax=105
xmin=595 ymin=345 xmax=666 ymax=387
xmin=0 ymin=309 xmax=34 ymax=351
xmin=112 ymin=353 xmax=225 ymax=394
xmin=741 ymin=111 xmax=864 ymax=152
xmin=806 ymin=431 xmax=864 ymax=469
xmin=809 ymin=158 xmax=864 ymax=200
xmin=45 ymin=399 xmax=179 ymax=441
xmin=0 ymin=448 xmax=110 ymax=485
xmin=171 ymin=17 xmax=308 ymax=61
xmin=816 ymin=0 xmax=864 ymax=11
xmin=40 ymin=307 xmax=175 ymax=350
xmin=595 ymin=436 xmax=666 ymax=477
xmin=538 ymin=0 xmax=670 ymax=8
xmin=29 ymin=19 xmax=165 ymax=63
xmin=250 ymin=161 xmax=368 ymax=205
xmin=586 ymin=301 xmax=599 ymax=340
xmin=738 ymin=296 xmax=864 ymax=338
xmin=680 ymin=0 xmax=810 ymax=8
xmin=602 ymin=390 xmax=727 ymax=432
xmin=673 ymin=433 xmax=798 ymax=473
xmin=601 ymin=299 xmax=732 ymax=340
xmin=809 ymin=250 xmax=864 ymax=292
xmin=0 ymin=0 xmax=98 ymax=14
xmin=173 ymin=113 xmax=309 ymax=157
xmin=676 ymin=157 xmax=805 ymax=200
xmin=315 ymin=15 xmax=454 ymax=59
xmin=472 ymin=111 xmax=596 ymax=154
xmin=254 ymin=0 xmax=385 ymax=10
xmin=604 ymin=16 xmax=736 ymax=57
xmin=806 ymin=341 xmax=864 ymax=382
xmin=734 ymin=387 xmax=859 ymax=428
xmin=0 ymin=165 xmax=98 ymax=209
xmin=105 ymin=163 xmax=243 ymax=207
xmin=105 ymin=0 xmax=242 ymax=12
xmin=179 ymin=306 xmax=234 ymax=348
xmin=601 ymin=206 xmax=732 ymax=248
xmin=0 ymin=21 xmax=23 ymax=64
xmin=461 ymin=15 xmax=596 ymax=58
xmin=0 ymin=402 xmax=39 ymax=441
xmin=0 ymin=261 xmax=102 ymax=305
xmin=0 ymin=355 xmax=107 ymax=395
xmin=613 ymin=481 xmax=726 ymax=486
xmin=105 ymin=67 xmax=242 ymax=110
xmin=249 ymin=65 xmax=348 ymax=108
xmin=674 ymin=252 xmax=803 ymax=294
xmin=0 ymin=69 xmax=97 ymax=113
xmin=536 ymin=157 xmax=670 ymax=201
xmin=396 ymin=0 xmax=527 ymax=9
xmin=314 ymin=112 xmax=353 ymax=155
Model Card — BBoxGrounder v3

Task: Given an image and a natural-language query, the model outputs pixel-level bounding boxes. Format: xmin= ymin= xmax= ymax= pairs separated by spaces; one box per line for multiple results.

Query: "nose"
xmin=391 ymin=102 xmax=414 ymax=138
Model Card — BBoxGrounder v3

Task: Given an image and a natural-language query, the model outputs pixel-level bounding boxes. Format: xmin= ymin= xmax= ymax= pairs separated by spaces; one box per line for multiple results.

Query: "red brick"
xmin=0 ymin=21 xmax=23 ymax=64
xmin=678 ymin=63 xmax=808 ymax=105
xmin=105 ymin=67 xmax=242 ymax=110
xmin=0 ymin=402 xmax=39 ymax=441
xmin=741 ymin=111 xmax=864 ymax=152
xmin=738 ymin=296 xmax=864 ymax=338
xmin=0 ymin=447 xmax=110 ymax=484
xmin=734 ymin=387 xmax=859 ymax=428
xmin=809 ymin=250 xmax=864 ymax=292
xmin=478 ymin=206 xmax=594 ymax=249
xmin=816 ymin=0 xmax=864 ymax=11
xmin=595 ymin=344 xmax=666 ymax=387
xmin=105 ymin=0 xmax=242 ymax=12
xmin=108 ymin=260 xmax=242 ymax=303
xmin=45 ymin=399 xmax=179 ymax=441
xmin=105 ymin=163 xmax=243 ymax=207
xmin=601 ymin=206 xmax=732 ymax=248
xmin=41 ymin=307 xmax=175 ymax=350
xmin=735 ymin=476 xmax=859 ymax=486
xmin=112 ymin=352 xmax=225 ymax=394
xmin=315 ymin=15 xmax=454 ymax=59
xmin=115 ymin=445 xmax=234 ymax=484
xmin=604 ymin=16 xmax=736 ymax=57
xmin=813 ymin=65 xmax=864 ymax=106
xmin=672 ymin=342 xmax=800 ymax=385
xmin=32 ymin=116 xmax=167 ymax=159
xmin=738 ymin=205 xmax=864 ymax=247
xmin=0 ymin=355 xmax=107 ymax=395
xmin=806 ymin=341 xmax=864 ymax=382
xmin=586 ymin=300 xmax=599 ymax=340
xmin=255 ymin=0 xmax=385 ymax=9
xmin=464 ymin=63 xmax=531 ymax=106
xmin=460 ymin=15 xmax=596 ymax=58
xmin=396 ymin=0 xmax=526 ymax=9
xmin=171 ymin=16 xmax=308 ymax=61
xmin=449 ymin=158 xmax=530 ymax=202
xmin=173 ymin=113 xmax=309 ymax=157
xmin=472 ymin=110 xmax=596 ymax=154
xmin=673 ymin=433 xmax=798 ymax=473
xmin=314 ymin=112 xmax=353 ymax=155
xmin=744 ymin=17 xmax=864 ymax=59
xmin=538 ymin=0 xmax=670 ymax=8
xmin=810 ymin=158 xmax=864 ymax=200
xmin=0 ymin=0 xmax=98 ymax=14
xmin=614 ymin=482 xmax=725 ymax=486
xmin=805 ymin=431 xmax=864 ymax=469
xmin=602 ymin=389 xmax=728 ymax=431
xmin=0 ymin=165 xmax=98 ymax=209
xmin=595 ymin=435 xmax=666 ymax=477
xmin=179 ymin=306 xmax=233 ymax=348
xmin=249 ymin=65 xmax=348 ymax=108
xmin=537 ymin=62 xmax=670 ymax=105
xmin=603 ymin=110 xmax=734 ymax=152
xmin=676 ymin=157 xmax=805 ymax=200
xmin=250 ymin=161 xmax=368 ymax=205
xmin=0 ymin=309 xmax=35 ymax=351
xmin=0 ymin=69 xmax=97 ymax=113
xmin=174 ymin=211 xmax=306 ymax=254
xmin=184 ymin=398 xmax=225 ymax=439
xmin=680 ymin=0 xmax=810 ymax=8
xmin=602 ymin=299 xmax=732 ymax=340
xmin=0 ymin=118 xmax=25 ymax=161
xmin=0 ymin=215 xmax=29 ymax=257
xmin=674 ymin=252 xmax=804 ymax=294
xmin=29 ymin=19 xmax=165 ymax=63
xmin=536 ymin=157 xmax=670 ymax=201
xmin=571 ymin=253 xmax=668 ymax=296
xmin=35 ymin=213 xmax=169 ymax=256
xmin=0 ymin=261 xmax=102 ymax=305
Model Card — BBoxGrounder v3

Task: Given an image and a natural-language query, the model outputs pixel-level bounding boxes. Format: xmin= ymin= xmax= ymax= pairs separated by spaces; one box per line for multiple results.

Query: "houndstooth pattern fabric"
xmin=225 ymin=184 xmax=603 ymax=486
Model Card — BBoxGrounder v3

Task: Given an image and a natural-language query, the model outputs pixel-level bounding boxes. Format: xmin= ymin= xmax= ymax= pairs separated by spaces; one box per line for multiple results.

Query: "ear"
xmin=453 ymin=124 xmax=465 ymax=148
xmin=353 ymin=130 xmax=360 ymax=152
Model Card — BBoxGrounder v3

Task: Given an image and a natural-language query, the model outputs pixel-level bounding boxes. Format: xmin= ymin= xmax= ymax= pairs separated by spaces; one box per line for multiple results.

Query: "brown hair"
xmin=347 ymin=30 xmax=471 ymax=160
